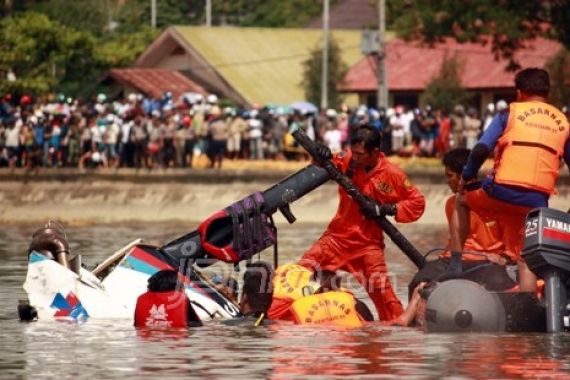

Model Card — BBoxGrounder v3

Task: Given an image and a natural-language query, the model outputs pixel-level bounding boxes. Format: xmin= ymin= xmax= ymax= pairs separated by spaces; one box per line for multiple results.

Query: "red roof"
xmin=106 ymin=68 xmax=207 ymax=99
xmin=339 ymin=37 xmax=564 ymax=92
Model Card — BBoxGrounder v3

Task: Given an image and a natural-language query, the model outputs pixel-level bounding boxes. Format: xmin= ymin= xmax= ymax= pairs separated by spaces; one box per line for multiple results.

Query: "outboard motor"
xmin=28 ymin=221 xmax=70 ymax=269
xmin=423 ymin=279 xmax=506 ymax=333
xmin=523 ymin=208 xmax=570 ymax=333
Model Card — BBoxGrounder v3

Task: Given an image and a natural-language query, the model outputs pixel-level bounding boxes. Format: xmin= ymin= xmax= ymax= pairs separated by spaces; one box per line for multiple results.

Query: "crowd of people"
xmin=2 ymin=89 xmax=556 ymax=171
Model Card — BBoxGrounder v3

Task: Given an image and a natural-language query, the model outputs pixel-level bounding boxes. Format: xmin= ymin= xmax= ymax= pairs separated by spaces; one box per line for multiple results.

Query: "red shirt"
xmin=134 ymin=290 xmax=197 ymax=328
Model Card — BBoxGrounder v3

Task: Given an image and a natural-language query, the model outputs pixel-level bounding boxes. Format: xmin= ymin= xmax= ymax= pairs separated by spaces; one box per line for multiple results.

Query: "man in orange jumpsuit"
xmin=298 ymin=125 xmax=425 ymax=321
xmin=449 ymin=68 xmax=570 ymax=292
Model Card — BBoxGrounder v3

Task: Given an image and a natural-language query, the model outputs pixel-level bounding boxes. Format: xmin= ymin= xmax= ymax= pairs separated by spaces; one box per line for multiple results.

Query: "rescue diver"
xmin=409 ymin=148 xmax=516 ymax=294
xmin=298 ymin=124 xmax=425 ymax=321
xmin=239 ymin=261 xmax=275 ymax=325
xmin=448 ymin=68 xmax=570 ymax=292
xmin=220 ymin=261 xmax=275 ymax=326
xmin=134 ymin=269 xmax=202 ymax=328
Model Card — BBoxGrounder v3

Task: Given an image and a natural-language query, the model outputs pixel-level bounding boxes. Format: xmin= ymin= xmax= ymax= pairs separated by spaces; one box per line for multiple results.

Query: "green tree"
xmin=545 ymin=49 xmax=570 ymax=108
xmin=389 ymin=0 xmax=570 ymax=70
xmin=185 ymin=0 xmax=331 ymax=27
xmin=301 ymin=36 xmax=348 ymax=109
xmin=240 ymin=0 xmax=327 ymax=27
xmin=114 ymin=0 xmax=192 ymax=31
xmin=95 ymin=26 xmax=159 ymax=67
xmin=420 ymin=54 xmax=471 ymax=112
xmin=0 ymin=12 xmax=97 ymax=95
xmin=27 ymin=0 xmax=108 ymax=36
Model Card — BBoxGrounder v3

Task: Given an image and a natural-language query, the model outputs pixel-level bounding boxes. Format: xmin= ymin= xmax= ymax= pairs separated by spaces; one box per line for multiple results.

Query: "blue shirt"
xmin=462 ymin=110 xmax=570 ymax=208
xmin=34 ymin=125 xmax=44 ymax=145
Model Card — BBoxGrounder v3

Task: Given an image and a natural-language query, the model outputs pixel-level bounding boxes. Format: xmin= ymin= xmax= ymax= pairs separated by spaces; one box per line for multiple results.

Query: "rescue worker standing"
xmin=298 ymin=125 xmax=426 ymax=321
xmin=449 ymin=67 xmax=570 ymax=292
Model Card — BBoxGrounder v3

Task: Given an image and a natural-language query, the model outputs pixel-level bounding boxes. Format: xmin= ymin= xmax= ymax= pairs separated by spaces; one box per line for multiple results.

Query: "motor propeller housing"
xmin=424 ymin=279 xmax=506 ymax=333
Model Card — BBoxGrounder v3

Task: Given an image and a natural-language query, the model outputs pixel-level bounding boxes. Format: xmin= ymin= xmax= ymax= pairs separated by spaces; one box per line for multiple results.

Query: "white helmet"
xmin=496 ymin=99 xmax=508 ymax=111
xmin=206 ymin=94 xmax=218 ymax=104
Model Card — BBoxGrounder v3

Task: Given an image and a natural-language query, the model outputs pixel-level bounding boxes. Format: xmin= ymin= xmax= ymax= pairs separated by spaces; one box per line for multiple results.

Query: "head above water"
xmin=312 ymin=270 xmax=341 ymax=293
xmin=442 ymin=148 xmax=471 ymax=193
xmin=350 ymin=124 xmax=382 ymax=170
xmin=147 ymin=269 xmax=181 ymax=292
xmin=241 ymin=261 xmax=274 ymax=315
xmin=515 ymin=67 xmax=550 ymax=100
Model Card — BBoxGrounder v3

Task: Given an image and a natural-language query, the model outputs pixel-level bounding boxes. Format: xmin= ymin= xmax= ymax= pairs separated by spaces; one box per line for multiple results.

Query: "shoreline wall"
xmin=1 ymin=168 xmax=569 ymax=226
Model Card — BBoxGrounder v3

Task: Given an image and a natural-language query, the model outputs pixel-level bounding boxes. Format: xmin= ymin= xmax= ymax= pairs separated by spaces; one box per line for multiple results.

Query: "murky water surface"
xmin=1 ymin=223 xmax=570 ymax=379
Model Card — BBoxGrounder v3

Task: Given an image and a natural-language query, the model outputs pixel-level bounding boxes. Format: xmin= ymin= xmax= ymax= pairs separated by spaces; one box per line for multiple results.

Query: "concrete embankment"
xmin=1 ymin=167 xmax=569 ymax=226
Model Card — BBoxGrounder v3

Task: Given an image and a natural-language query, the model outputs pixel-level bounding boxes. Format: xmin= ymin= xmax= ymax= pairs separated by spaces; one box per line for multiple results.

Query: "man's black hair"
xmin=147 ymin=269 xmax=180 ymax=292
xmin=313 ymin=270 xmax=341 ymax=292
xmin=514 ymin=67 xmax=550 ymax=97
xmin=350 ymin=124 xmax=382 ymax=152
xmin=442 ymin=148 xmax=471 ymax=174
xmin=242 ymin=261 xmax=274 ymax=314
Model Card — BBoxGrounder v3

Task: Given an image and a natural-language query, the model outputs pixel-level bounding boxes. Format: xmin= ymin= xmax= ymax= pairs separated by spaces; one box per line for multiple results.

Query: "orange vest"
xmin=268 ymin=264 xmax=318 ymax=321
xmin=290 ymin=290 xmax=362 ymax=328
xmin=494 ymin=101 xmax=569 ymax=194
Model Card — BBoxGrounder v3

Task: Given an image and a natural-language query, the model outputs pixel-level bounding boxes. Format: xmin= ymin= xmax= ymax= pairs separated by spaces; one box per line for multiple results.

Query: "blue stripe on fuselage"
xmin=29 ymin=251 xmax=49 ymax=264
xmin=122 ymin=255 xmax=160 ymax=276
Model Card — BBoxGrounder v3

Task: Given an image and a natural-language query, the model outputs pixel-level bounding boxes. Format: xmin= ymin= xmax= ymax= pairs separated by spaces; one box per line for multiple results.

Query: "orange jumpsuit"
xmin=441 ymin=195 xmax=505 ymax=261
xmin=298 ymin=151 xmax=425 ymax=321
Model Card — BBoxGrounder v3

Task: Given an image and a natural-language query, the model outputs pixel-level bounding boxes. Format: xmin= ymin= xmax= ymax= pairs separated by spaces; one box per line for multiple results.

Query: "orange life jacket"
xmin=494 ymin=101 xmax=569 ymax=194
xmin=290 ymin=290 xmax=362 ymax=328
xmin=134 ymin=290 xmax=189 ymax=328
xmin=268 ymin=264 xmax=318 ymax=321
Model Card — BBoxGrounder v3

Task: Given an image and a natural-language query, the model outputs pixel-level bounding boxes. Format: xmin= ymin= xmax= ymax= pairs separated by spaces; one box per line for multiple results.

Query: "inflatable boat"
xmin=417 ymin=207 xmax=570 ymax=333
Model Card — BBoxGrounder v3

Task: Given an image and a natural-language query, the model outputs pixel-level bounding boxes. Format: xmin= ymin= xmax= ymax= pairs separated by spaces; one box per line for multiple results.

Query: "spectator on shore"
xmin=207 ymin=106 xmax=228 ymax=169
xmin=2 ymin=92 xmax=539 ymax=168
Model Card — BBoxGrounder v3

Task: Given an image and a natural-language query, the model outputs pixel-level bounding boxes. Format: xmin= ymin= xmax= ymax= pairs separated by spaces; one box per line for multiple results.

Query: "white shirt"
xmin=323 ymin=129 xmax=342 ymax=153
xmin=248 ymin=119 xmax=263 ymax=139
xmin=5 ymin=125 xmax=21 ymax=147
xmin=389 ymin=114 xmax=406 ymax=138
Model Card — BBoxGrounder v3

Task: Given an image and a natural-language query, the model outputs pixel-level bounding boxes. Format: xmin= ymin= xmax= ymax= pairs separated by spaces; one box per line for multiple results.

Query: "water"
xmin=1 ymin=223 xmax=570 ymax=379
